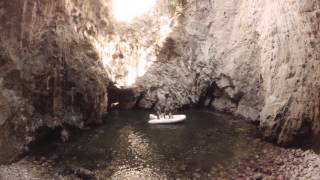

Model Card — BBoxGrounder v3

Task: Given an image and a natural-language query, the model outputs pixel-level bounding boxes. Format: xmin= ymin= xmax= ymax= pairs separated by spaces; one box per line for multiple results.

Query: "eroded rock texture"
xmin=0 ymin=0 xmax=111 ymax=163
xmin=134 ymin=0 xmax=320 ymax=146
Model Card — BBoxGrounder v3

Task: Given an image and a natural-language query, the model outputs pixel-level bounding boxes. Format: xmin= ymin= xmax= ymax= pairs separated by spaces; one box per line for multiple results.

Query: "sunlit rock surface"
xmin=134 ymin=0 xmax=320 ymax=146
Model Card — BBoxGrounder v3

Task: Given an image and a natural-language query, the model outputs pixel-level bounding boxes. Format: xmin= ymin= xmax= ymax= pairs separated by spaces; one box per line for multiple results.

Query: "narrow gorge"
xmin=1 ymin=0 xmax=320 ymax=179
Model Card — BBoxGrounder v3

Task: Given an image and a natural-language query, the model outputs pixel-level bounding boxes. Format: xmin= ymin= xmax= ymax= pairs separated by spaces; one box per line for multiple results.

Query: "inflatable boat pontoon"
xmin=148 ymin=114 xmax=186 ymax=124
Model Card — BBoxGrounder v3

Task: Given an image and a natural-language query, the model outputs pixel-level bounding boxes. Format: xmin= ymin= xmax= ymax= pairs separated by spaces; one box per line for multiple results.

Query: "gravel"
xmin=0 ymin=147 xmax=319 ymax=179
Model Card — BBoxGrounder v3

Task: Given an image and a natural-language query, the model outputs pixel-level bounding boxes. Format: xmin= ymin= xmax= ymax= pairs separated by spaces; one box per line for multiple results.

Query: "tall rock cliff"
xmin=0 ymin=0 xmax=111 ymax=163
xmin=134 ymin=0 xmax=320 ymax=146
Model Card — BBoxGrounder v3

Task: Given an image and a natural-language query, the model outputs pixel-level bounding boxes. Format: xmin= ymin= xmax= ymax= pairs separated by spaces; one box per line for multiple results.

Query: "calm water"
xmin=32 ymin=109 xmax=267 ymax=179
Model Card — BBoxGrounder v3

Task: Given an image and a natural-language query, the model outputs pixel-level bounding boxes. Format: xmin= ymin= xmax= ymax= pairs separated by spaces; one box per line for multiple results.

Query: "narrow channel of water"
xmin=31 ymin=109 xmax=269 ymax=179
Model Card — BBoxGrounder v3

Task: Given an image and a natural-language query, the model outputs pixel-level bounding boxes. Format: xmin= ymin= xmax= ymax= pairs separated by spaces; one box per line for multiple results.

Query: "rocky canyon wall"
xmin=0 ymin=0 xmax=112 ymax=163
xmin=0 ymin=0 xmax=176 ymax=164
xmin=134 ymin=0 xmax=320 ymax=146
xmin=1 ymin=0 xmax=320 ymax=164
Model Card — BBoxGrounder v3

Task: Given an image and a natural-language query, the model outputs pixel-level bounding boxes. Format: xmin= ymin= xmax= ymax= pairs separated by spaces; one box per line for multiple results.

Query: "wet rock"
xmin=178 ymin=164 xmax=187 ymax=171
xmin=192 ymin=172 xmax=201 ymax=178
xmin=211 ymin=96 xmax=237 ymax=113
xmin=0 ymin=92 xmax=11 ymax=126
xmin=60 ymin=129 xmax=69 ymax=142
xmin=75 ymin=167 xmax=96 ymax=180
xmin=40 ymin=157 xmax=46 ymax=162
xmin=254 ymin=173 xmax=264 ymax=180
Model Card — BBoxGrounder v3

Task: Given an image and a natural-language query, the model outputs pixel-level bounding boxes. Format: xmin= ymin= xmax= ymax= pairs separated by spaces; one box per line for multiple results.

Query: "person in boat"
xmin=160 ymin=106 xmax=165 ymax=119
xmin=164 ymin=105 xmax=172 ymax=119
xmin=160 ymin=112 xmax=165 ymax=119
xmin=162 ymin=112 xmax=166 ymax=119
xmin=157 ymin=108 xmax=163 ymax=119
xmin=155 ymin=104 xmax=164 ymax=119
xmin=164 ymin=107 xmax=170 ymax=119
xmin=159 ymin=110 xmax=164 ymax=119
xmin=156 ymin=111 xmax=160 ymax=119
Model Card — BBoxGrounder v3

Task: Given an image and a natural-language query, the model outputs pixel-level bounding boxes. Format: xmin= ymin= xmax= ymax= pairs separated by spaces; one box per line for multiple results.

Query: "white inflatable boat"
xmin=148 ymin=114 xmax=186 ymax=124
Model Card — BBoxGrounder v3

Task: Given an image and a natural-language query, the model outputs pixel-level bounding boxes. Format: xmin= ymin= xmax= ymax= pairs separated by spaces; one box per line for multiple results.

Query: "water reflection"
xmin=149 ymin=124 xmax=185 ymax=130
xmin=118 ymin=125 xmax=152 ymax=161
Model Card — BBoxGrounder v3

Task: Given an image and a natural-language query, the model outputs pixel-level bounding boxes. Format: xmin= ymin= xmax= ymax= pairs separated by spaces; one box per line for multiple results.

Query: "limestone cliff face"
xmin=0 ymin=0 xmax=111 ymax=163
xmin=134 ymin=0 xmax=320 ymax=146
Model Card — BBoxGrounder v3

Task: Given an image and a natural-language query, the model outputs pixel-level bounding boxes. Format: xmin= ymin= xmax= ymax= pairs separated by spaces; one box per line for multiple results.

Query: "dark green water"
xmin=32 ymin=109 xmax=267 ymax=179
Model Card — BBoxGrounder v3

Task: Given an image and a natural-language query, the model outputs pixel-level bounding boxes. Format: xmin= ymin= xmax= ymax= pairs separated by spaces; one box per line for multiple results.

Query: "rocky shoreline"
xmin=214 ymin=147 xmax=320 ymax=179
xmin=1 ymin=145 xmax=319 ymax=180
